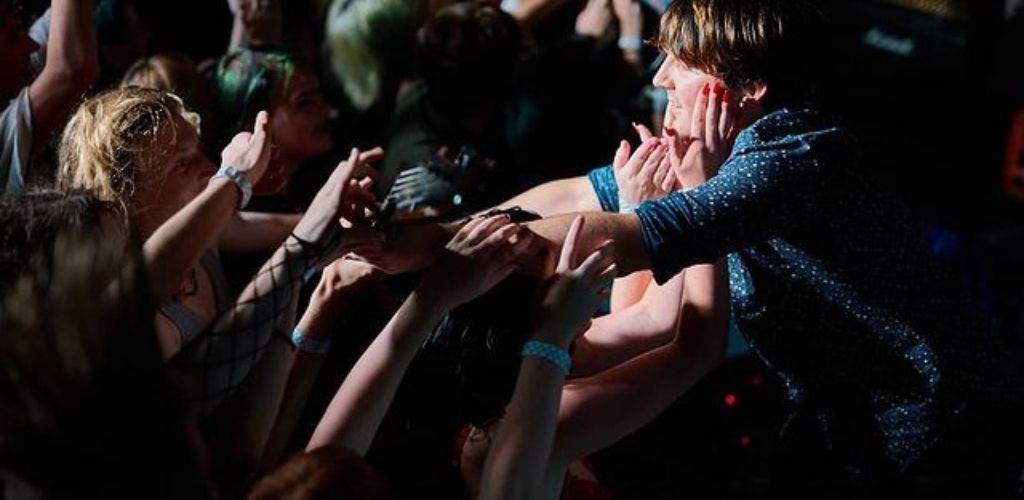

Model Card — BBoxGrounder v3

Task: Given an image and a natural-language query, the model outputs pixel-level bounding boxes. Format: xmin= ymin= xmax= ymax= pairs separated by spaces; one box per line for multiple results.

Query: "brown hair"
xmin=248 ymin=446 xmax=393 ymax=500
xmin=121 ymin=52 xmax=205 ymax=111
xmin=57 ymin=87 xmax=200 ymax=217
xmin=656 ymin=0 xmax=822 ymax=104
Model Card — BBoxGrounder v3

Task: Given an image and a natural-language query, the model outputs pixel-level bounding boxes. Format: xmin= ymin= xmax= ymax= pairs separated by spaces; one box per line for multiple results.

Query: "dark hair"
xmin=417 ymin=1 xmax=522 ymax=118
xmin=656 ymin=0 xmax=823 ymax=106
xmin=0 ymin=220 xmax=205 ymax=498
xmin=213 ymin=49 xmax=307 ymax=149
xmin=0 ymin=190 xmax=121 ymax=295
xmin=423 ymin=207 xmax=543 ymax=426
xmin=248 ymin=446 xmax=393 ymax=500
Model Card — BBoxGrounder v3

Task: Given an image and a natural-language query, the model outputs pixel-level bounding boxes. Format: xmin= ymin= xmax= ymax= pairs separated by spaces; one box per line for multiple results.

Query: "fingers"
xmin=473 ymin=222 xmax=520 ymax=257
xmin=452 ymin=216 xmax=488 ymax=244
xmin=653 ymin=152 xmax=673 ymax=192
xmin=705 ymin=82 xmax=723 ymax=151
xmin=612 ymin=140 xmax=630 ymax=172
xmin=576 ymin=240 xmax=614 ymax=276
xmin=637 ymin=142 xmax=667 ymax=184
xmin=594 ymin=263 xmax=617 ymax=297
xmin=557 ymin=216 xmax=585 ymax=272
xmin=624 ymin=138 xmax=659 ymax=177
xmin=632 ymin=121 xmax=655 ymax=142
xmin=357 ymin=146 xmax=385 ymax=168
xmin=463 ymin=214 xmax=510 ymax=247
xmin=691 ymin=81 xmax=710 ymax=141
xmin=719 ymin=88 xmax=736 ymax=144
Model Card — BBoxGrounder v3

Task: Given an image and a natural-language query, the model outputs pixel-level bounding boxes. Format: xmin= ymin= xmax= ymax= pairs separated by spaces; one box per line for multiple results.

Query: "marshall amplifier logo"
xmin=862 ymin=26 xmax=917 ymax=57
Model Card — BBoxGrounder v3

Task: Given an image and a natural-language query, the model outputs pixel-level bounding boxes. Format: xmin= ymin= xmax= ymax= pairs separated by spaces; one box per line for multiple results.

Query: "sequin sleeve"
xmin=587 ymin=164 xmax=619 ymax=213
xmin=635 ymin=140 xmax=824 ymax=284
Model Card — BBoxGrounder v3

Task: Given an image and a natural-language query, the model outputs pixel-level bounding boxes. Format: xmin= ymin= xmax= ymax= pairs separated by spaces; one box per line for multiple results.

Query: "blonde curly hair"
xmin=57 ymin=87 xmax=200 ymax=216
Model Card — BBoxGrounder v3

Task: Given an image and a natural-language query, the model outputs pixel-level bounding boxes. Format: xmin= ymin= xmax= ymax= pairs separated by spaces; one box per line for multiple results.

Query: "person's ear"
xmin=740 ymin=83 xmax=768 ymax=108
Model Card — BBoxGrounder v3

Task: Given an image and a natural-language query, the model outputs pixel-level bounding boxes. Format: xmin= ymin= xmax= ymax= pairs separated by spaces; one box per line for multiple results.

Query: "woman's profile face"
xmin=135 ymin=122 xmax=216 ymax=218
xmin=652 ymin=54 xmax=717 ymax=137
xmin=270 ymin=70 xmax=332 ymax=163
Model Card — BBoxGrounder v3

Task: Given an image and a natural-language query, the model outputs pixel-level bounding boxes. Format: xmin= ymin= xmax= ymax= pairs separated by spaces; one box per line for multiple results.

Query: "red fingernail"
xmin=702 ymin=84 xmax=711 ymax=95
xmin=722 ymin=90 xmax=731 ymax=102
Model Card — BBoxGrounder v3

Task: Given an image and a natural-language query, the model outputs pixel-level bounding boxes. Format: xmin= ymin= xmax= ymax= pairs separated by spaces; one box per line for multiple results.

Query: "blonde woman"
xmin=57 ymin=87 xmax=384 ymax=487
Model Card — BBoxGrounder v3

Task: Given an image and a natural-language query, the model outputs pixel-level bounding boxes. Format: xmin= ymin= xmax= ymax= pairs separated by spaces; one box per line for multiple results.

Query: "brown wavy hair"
xmin=655 ymin=0 xmax=823 ymax=104
xmin=57 ymin=87 xmax=200 ymax=217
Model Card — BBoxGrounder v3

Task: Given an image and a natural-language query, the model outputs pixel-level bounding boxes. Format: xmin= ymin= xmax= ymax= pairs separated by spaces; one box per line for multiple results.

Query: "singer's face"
xmin=652 ymin=54 xmax=718 ymax=137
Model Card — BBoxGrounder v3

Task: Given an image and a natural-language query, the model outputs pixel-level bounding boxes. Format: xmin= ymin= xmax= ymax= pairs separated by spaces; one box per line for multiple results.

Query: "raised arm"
xmin=549 ymin=260 xmax=729 ymax=468
xmin=307 ymin=215 xmax=534 ymax=455
xmin=490 ymin=175 xmax=601 ymax=218
xmin=479 ymin=216 xmax=616 ymax=500
xmin=29 ymin=0 xmax=99 ymax=150
xmin=144 ymin=112 xmax=273 ymax=304
xmin=218 ymin=212 xmax=302 ymax=255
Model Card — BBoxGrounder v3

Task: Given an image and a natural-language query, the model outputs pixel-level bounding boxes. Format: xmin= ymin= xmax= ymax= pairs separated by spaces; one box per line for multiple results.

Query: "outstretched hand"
xmin=292 ymin=147 xmax=383 ymax=269
xmin=418 ymin=215 xmax=535 ymax=310
xmin=534 ymin=216 xmax=617 ymax=348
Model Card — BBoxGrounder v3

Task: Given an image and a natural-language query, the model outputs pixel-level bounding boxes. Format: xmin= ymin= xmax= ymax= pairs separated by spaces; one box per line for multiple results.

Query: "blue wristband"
xmin=521 ymin=340 xmax=571 ymax=375
xmin=291 ymin=328 xmax=332 ymax=354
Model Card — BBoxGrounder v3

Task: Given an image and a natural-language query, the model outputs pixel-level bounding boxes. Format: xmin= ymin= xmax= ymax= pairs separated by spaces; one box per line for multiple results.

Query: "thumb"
xmin=613 ymin=140 xmax=630 ymax=171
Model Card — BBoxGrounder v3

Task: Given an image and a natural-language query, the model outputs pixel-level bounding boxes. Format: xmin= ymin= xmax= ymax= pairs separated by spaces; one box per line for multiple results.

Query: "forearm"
xmin=174 ymin=240 xmax=313 ymax=422
xmin=306 ymin=289 xmax=446 ymax=455
xmin=260 ymin=282 xmax=353 ymax=464
xmin=30 ymin=0 xmax=99 ymax=146
xmin=609 ymin=271 xmax=652 ymax=312
xmin=552 ymin=262 xmax=728 ymax=464
xmin=525 ymin=212 xmax=649 ymax=275
xmin=207 ymin=334 xmax=295 ymax=488
xmin=490 ymin=176 xmax=600 ymax=218
xmin=145 ymin=179 xmax=241 ymax=302
xmin=219 ymin=212 xmax=301 ymax=255
xmin=479 ymin=358 xmax=565 ymax=500
xmin=571 ymin=270 xmax=685 ymax=377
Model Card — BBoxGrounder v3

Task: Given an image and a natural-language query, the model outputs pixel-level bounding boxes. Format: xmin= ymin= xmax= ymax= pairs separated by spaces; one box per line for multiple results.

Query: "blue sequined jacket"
xmin=588 ymin=108 xmax=1023 ymax=469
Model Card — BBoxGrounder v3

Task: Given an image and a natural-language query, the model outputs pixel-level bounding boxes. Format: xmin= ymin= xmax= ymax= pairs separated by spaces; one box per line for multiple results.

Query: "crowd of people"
xmin=1 ymin=0 xmax=1023 ymax=498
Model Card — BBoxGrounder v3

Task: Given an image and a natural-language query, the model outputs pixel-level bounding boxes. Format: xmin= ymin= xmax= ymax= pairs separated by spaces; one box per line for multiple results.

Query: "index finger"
xmin=558 ymin=216 xmax=585 ymax=272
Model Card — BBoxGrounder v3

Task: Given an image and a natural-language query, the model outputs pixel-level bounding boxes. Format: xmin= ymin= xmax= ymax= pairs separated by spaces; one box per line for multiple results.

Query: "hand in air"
xmin=418 ymin=215 xmax=535 ymax=310
xmin=534 ymin=216 xmax=617 ymax=348
xmin=292 ymin=147 xmax=384 ymax=269
xmin=220 ymin=110 xmax=274 ymax=186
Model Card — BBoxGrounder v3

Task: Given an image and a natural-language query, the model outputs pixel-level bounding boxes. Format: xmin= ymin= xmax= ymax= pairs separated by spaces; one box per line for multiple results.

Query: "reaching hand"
xmin=534 ymin=216 xmax=617 ymax=348
xmin=220 ymin=110 xmax=274 ymax=186
xmin=418 ymin=215 xmax=534 ymax=310
xmin=575 ymin=0 xmax=613 ymax=38
xmin=610 ymin=0 xmax=643 ymax=39
xmin=292 ymin=147 xmax=382 ymax=268
xmin=613 ymin=136 xmax=674 ymax=208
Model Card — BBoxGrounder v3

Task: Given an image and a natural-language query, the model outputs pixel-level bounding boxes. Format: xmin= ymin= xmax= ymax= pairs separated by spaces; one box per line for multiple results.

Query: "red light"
xmin=740 ymin=435 xmax=752 ymax=447
xmin=724 ymin=393 xmax=737 ymax=407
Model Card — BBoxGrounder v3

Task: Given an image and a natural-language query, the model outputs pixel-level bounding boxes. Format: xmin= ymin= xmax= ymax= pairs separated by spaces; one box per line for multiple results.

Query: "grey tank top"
xmin=157 ymin=251 xmax=232 ymax=346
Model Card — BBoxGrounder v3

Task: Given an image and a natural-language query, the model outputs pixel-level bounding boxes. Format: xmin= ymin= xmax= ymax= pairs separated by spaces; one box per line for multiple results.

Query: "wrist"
xmin=617 ymin=34 xmax=643 ymax=52
xmin=521 ymin=339 xmax=572 ymax=375
xmin=210 ymin=165 xmax=252 ymax=209
xmin=530 ymin=324 xmax=574 ymax=351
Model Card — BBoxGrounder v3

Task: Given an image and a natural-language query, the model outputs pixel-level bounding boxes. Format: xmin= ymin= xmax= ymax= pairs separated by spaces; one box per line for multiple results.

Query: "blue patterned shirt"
xmin=588 ymin=108 xmax=1022 ymax=469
